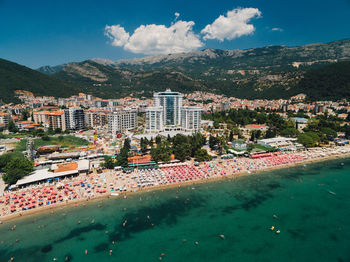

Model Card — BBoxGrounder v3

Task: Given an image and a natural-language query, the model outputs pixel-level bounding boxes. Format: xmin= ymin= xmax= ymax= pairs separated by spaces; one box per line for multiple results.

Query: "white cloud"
xmin=201 ymin=8 xmax=261 ymax=41
xmin=271 ymin=27 xmax=283 ymax=32
xmin=105 ymin=20 xmax=203 ymax=55
xmin=105 ymin=25 xmax=130 ymax=47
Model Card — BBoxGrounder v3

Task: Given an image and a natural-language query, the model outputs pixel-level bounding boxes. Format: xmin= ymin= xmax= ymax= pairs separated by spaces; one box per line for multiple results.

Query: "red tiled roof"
xmin=128 ymin=154 xmax=153 ymax=164
xmin=54 ymin=162 xmax=78 ymax=173
xmin=245 ymin=124 xmax=267 ymax=128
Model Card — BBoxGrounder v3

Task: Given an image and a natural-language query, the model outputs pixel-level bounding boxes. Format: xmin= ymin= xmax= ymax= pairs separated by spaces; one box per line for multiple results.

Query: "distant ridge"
xmin=0 ymin=58 xmax=80 ymax=103
xmin=38 ymin=38 xmax=350 ymax=74
xmin=1 ymin=38 xmax=349 ymax=104
xmin=32 ymin=38 xmax=350 ymax=101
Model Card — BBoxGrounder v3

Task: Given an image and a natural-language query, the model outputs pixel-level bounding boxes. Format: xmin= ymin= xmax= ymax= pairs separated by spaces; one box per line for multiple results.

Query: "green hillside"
xmin=297 ymin=61 xmax=350 ymax=101
xmin=0 ymin=58 xmax=80 ymax=103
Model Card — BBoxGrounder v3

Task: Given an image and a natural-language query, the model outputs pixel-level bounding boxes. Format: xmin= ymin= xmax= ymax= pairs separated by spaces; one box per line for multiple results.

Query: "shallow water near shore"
xmin=1 ymin=158 xmax=350 ymax=262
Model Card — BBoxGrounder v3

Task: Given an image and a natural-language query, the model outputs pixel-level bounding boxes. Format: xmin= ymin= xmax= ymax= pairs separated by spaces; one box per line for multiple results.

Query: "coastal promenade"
xmin=1 ymin=146 xmax=350 ymax=222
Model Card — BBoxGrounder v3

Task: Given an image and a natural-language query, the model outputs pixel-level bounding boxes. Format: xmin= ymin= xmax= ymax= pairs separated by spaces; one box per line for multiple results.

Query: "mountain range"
xmin=1 ymin=38 xmax=350 ymax=104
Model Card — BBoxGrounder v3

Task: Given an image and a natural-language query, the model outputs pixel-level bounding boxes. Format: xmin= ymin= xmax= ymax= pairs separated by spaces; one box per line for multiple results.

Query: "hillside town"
xmin=1 ymin=89 xmax=350 ymax=219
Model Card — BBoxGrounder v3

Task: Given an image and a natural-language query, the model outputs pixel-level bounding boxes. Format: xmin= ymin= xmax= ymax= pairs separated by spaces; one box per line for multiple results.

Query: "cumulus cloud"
xmin=201 ymin=8 xmax=261 ymax=41
xmin=105 ymin=20 xmax=203 ymax=55
xmin=271 ymin=27 xmax=283 ymax=32
xmin=105 ymin=25 xmax=130 ymax=47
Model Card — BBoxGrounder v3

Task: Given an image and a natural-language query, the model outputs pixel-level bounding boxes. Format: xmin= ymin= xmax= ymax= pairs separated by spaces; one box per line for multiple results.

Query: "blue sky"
xmin=0 ymin=0 xmax=349 ymax=68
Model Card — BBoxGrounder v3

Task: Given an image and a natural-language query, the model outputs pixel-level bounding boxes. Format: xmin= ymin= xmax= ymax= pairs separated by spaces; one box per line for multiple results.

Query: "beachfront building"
xmin=64 ymin=107 xmax=85 ymax=130
xmin=145 ymin=106 xmax=163 ymax=132
xmin=181 ymin=106 xmax=202 ymax=131
xmin=145 ymin=89 xmax=202 ymax=133
xmin=154 ymin=89 xmax=183 ymax=128
xmin=15 ymin=159 xmax=90 ymax=188
xmin=108 ymin=108 xmax=137 ymax=135
xmin=257 ymin=137 xmax=304 ymax=151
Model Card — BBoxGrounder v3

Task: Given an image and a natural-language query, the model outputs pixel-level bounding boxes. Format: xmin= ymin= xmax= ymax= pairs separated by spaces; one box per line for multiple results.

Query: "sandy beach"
xmin=1 ymin=146 xmax=350 ymax=223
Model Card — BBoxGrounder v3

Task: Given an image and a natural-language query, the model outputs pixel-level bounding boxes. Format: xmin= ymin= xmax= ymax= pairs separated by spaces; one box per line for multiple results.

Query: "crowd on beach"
xmin=1 ymin=146 xmax=350 ymax=220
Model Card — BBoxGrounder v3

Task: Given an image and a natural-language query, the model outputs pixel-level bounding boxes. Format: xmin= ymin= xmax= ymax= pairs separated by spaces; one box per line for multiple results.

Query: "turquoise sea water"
xmin=1 ymin=158 xmax=350 ymax=262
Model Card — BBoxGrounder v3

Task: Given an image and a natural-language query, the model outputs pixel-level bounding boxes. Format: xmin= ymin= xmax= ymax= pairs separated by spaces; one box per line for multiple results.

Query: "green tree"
xmin=250 ymin=131 xmax=256 ymax=142
xmin=155 ymin=135 xmax=162 ymax=145
xmin=194 ymin=149 xmax=212 ymax=162
xmin=346 ymin=114 xmax=350 ymax=122
xmin=41 ymin=135 xmax=50 ymax=141
xmin=123 ymin=138 xmax=130 ymax=151
xmin=265 ymin=129 xmax=277 ymax=138
xmin=188 ymin=133 xmax=206 ymax=157
xmin=8 ymin=119 xmax=18 ymax=133
xmin=116 ymin=148 xmax=129 ymax=167
xmin=2 ymin=157 xmax=34 ymax=185
xmin=150 ymin=141 xmax=172 ymax=163
xmin=209 ymin=135 xmax=218 ymax=150
xmin=229 ymin=131 xmax=233 ymax=142
xmin=280 ymin=128 xmax=299 ymax=137
xmin=174 ymin=143 xmax=191 ymax=162
xmin=173 ymin=134 xmax=189 ymax=147
xmin=320 ymin=127 xmax=337 ymax=139
xmin=47 ymin=127 xmax=54 ymax=135
xmin=21 ymin=110 xmax=30 ymax=120
xmin=213 ymin=120 xmax=220 ymax=129
xmin=101 ymin=156 xmax=115 ymax=169
xmin=0 ymin=153 xmax=11 ymax=170
xmin=344 ymin=125 xmax=350 ymax=138
xmin=298 ymin=132 xmax=319 ymax=148
xmin=140 ymin=138 xmax=148 ymax=153
xmin=256 ymin=113 xmax=267 ymax=124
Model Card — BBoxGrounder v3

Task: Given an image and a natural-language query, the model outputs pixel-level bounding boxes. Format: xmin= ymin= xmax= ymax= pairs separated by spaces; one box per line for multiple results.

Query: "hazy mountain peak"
xmin=91 ymin=58 xmax=117 ymax=67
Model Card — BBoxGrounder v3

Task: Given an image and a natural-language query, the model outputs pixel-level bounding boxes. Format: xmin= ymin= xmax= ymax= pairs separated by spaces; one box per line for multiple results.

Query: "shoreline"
xmin=1 ymin=151 xmax=349 ymax=224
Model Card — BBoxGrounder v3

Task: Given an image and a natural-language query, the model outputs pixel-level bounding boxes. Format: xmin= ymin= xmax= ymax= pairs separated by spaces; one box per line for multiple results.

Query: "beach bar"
xmin=15 ymin=160 xmax=90 ymax=188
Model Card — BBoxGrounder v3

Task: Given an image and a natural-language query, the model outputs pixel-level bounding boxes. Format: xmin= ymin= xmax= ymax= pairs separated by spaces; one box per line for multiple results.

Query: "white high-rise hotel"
xmin=145 ymin=89 xmax=202 ymax=132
